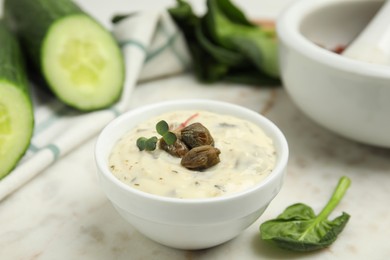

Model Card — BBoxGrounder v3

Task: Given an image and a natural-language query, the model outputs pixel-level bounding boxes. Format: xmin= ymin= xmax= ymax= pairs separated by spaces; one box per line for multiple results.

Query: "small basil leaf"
xmin=163 ymin=132 xmax=177 ymax=145
xmin=136 ymin=137 xmax=148 ymax=151
xmin=145 ymin=136 xmax=158 ymax=151
xmin=156 ymin=120 xmax=170 ymax=135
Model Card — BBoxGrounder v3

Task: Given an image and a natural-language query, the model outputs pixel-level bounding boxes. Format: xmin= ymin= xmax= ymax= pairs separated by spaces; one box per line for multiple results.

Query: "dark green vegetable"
xmin=168 ymin=0 xmax=227 ymax=83
xmin=4 ymin=0 xmax=125 ymax=111
xmin=0 ymin=19 xmax=34 ymax=179
xmin=260 ymin=176 xmax=351 ymax=252
xmin=168 ymin=0 xmax=280 ymax=85
xmin=204 ymin=0 xmax=279 ymax=77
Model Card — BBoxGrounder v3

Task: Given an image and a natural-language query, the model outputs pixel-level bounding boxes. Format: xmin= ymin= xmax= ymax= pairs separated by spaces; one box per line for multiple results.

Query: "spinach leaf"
xmin=168 ymin=0 xmax=229 ymax=83
xmin=204 ymin=0 xmax=279 ymax=78
xmin=196 ymin=20 xmax=246 ymax=67
xmin=260 ymin=176 xmax=351 ymax=252
xmin=168 ymin=0 xmax=280 ymax=85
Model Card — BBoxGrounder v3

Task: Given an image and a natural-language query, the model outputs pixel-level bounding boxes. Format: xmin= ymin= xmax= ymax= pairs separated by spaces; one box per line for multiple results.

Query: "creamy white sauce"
xmin=109 ymin=110 xmax=276 ymax=199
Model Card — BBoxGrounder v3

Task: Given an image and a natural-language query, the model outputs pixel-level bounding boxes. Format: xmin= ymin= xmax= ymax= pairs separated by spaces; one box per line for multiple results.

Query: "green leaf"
xmin=136 ymin=120 xmax=177 ymax=152
xmin=136 ymin=137 xmax=148 ymax=151
xmin=156 ymin=120 xmax=170 ymax=135
xmin=207 ymin=0 xmax=254 ymax=27
xmin=260 ymin=176 xmax=351 ymax=252
xmin=196 ymin=20 xmax=246 ymax=66
xmin=204 ymin=0 xmax=279 ymax=78
xmin=168 ymin=0 xmax=280 ymax=85
xmin=163 ymin=132 xmax=177 ymax=145
xmin=168 ymin=0 xmax=228 ymax=83
xmin=145 ymin=136 xmax=158 ymax=151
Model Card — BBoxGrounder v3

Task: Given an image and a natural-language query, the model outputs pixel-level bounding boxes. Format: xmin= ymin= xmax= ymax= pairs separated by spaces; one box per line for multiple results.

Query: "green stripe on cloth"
xmin=34 ymin=105 xmax=68 ymax=134
xmin=27 ymin=143 xmax=60 ymax=161
xmin=145 ymin=33 xmax=179 ymax=63
xmin=108 ymin=106 xmax=121 ymax=117
xmin=158 ymin=22 xmax=189 ymax=68
xmin=119 ymin=39 xmax=147 ymax=52
xmin=45 ymin=144 xmax=60 ymax=161
xmin=28 ymin=143 xmax=39 ymax=152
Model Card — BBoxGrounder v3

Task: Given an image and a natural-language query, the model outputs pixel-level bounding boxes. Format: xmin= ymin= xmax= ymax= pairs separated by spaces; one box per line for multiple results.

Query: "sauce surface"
xmin=109 ymin=110 xmax=276 ymax=199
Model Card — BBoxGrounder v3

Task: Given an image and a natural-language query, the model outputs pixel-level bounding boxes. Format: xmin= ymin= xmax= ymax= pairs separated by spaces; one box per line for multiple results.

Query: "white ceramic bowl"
xmin=95 ymin=99 xmax=288 ymax=250
xmin=277 ymin=0 xmax=390 ymax=147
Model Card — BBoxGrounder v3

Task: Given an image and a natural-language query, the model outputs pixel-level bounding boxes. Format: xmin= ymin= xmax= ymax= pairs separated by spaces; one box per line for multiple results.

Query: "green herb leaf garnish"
xmin=156 ymin=120 xmax=170 ymax=136
xmin=136 ymin=136 xmax=158 ymax=151
xmin=145 ymin=136 xmax=158 ymax=151
xmin=136 ymin=137 xmax=148 ymax=151
xmin=260 ymin=176 xmax=351 ymax=252
xmin=136 ymin=120 xmax=177 ymax=151
xmin=162 ymin=131 xmax=177 ymax=145
xmin=156 ymin=120 xmax=177 ymax=145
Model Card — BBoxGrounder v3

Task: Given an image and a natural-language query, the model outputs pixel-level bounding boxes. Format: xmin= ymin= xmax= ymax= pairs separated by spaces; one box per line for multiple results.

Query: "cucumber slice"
xmin=42 ymin=15 xmax=124 ymax=110
xmin=0 ymin=82 xmax=34 ymax=179
xmin=4 ymin=0 xmax=125 ymax=111
xmin=0 ymin=20 xmax=34 ymax=179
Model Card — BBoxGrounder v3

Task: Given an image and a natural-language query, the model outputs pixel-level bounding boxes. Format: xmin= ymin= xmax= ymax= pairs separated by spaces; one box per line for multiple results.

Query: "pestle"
xmin=342 ymin=0 xmax=390 ymax=65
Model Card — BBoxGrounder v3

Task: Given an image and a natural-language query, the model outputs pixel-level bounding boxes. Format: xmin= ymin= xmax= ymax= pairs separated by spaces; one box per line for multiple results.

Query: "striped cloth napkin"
xmin=0 ymin=10 xmax=191 ymax=201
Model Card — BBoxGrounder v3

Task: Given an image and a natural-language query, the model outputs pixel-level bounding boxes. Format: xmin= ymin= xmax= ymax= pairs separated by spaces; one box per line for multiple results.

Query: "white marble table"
xmin=1 ymin=0 xmax=390 ymax=259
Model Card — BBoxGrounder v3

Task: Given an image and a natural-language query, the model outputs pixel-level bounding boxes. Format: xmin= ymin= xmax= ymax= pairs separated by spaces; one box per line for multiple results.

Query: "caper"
xmin=159 ymin=136 xmax=189 ymax=158
xmin=180 ymin=123 xmax=214 ymax=148
xmin=181 ymin=145 xmax=221 ymax=170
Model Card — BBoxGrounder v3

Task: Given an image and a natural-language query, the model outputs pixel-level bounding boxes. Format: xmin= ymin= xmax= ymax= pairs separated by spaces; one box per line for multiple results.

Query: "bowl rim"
xmin=276 ymin=0 xmax=390 ymax=79
xmin=95 ymin=99 xmax=289 ymax=205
